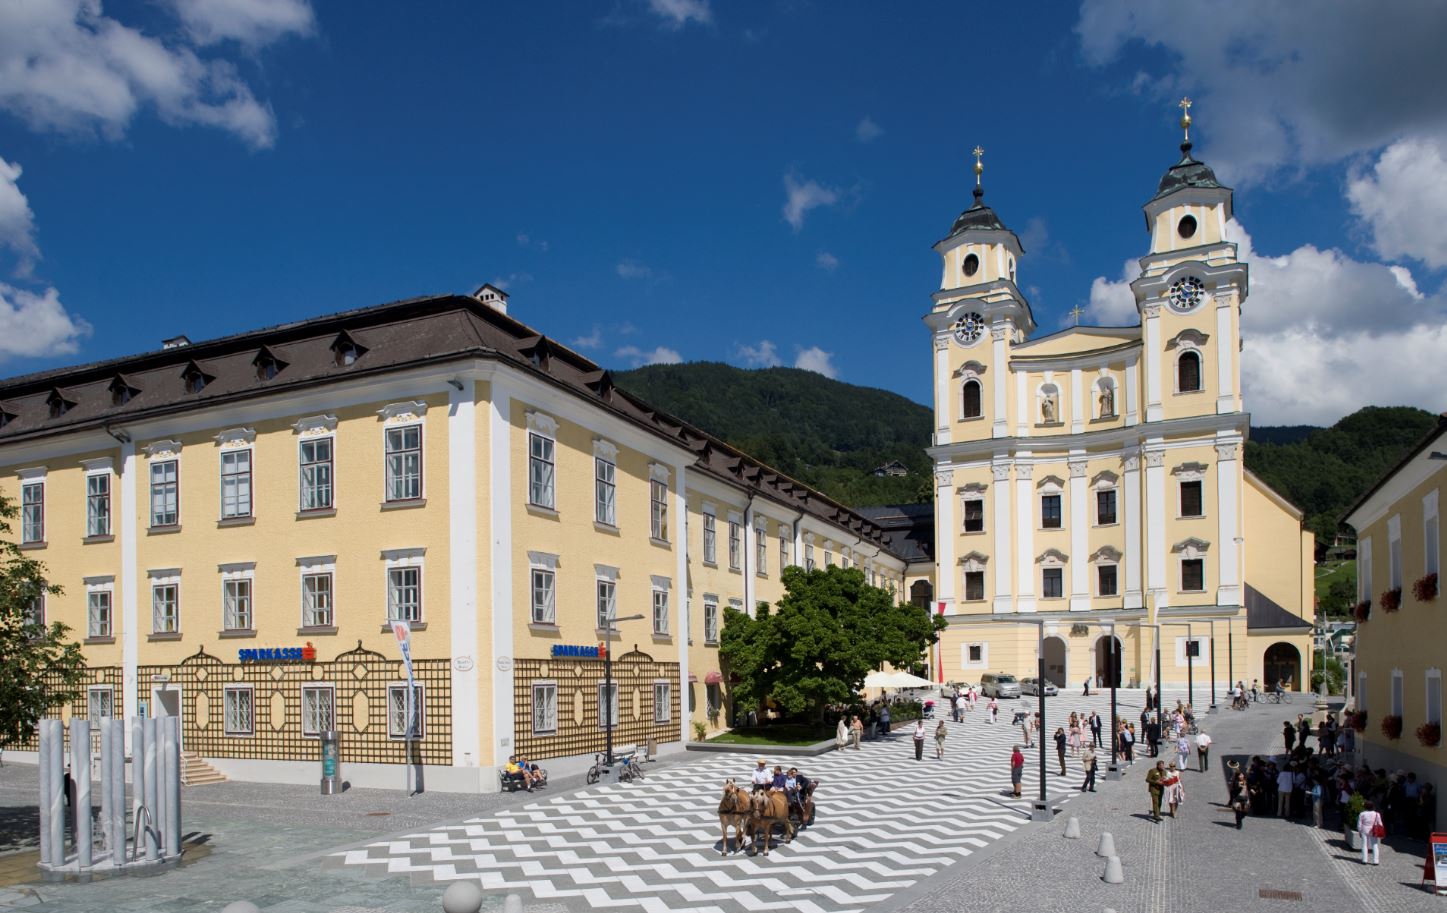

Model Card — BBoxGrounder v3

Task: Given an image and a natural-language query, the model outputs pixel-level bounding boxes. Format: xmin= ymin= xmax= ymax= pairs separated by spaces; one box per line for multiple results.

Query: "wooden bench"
xmin=498 ymin=766 xmax=548 ymax=792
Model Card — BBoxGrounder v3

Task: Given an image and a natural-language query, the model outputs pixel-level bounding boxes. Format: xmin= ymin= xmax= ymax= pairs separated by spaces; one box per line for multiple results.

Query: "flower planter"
xmin=1419 ymin=721 xmax=1442 ymax=748
xmin=1351 ymin=711 xmax=1368 ymax=732
xmin=1381 ymin=714 xmax=1403 ymax=741
xmin=1414 ymin=573 xmax=1438 ymax=603
xmin=1344 ymin=827 xmax=1362 ymax=851
xmin=1380 ymin=588 xmax=1402 ymax=613
xmin=1352 ymin=600 xmax=1371 ymax=623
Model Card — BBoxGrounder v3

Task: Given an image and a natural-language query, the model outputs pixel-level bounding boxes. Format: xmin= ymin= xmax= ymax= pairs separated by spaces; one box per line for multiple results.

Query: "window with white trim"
xmin=385 ymin=425 xmax=423 ymax=502
xmin=653 ymin=681 xmax=671 ymax=724
xmin=1358 ymin=672 xmax=1368 ymax=719
xmin=302 ymin=572 xmax=333 ymax=627
xmin=528 ymin=431 xmax=555 ymax=509
xmin=962 ymin=642 xmax=986 ymax=667
xmin=151 ymin=575 xmax=180 ymax=634
xmin=756 ymin=522 xmax=768 ymax=575
xmin=1388 ymin=514 xmax=1403 ymax=591
xmin=652 ymin=583 xmax=670 ymax=636
xmin=964 ymin=570 xmax=985 ymax=601
xmin=596 ymin=574 xmax=617 ymax=629
xmin=1181 ymin=558 xmax=1205 ymax=592
xmin=21 ymin=481 xmax=43 ymax=543
xmin=387 ymin=566 xmax=422 ymax=623
xmin=1039 ymin=477 xmax=1064 ymax=529
xmin=88 ymin=686 xmax=114 ymax=723
xmin=595 ymin=455 xmax=616 ymax=525
xmin=150 ymin=460 xmax=179 ymax=527
xmin=1176 ymin=349 xmax=1202 ymax=393
xmin=1042 ymin=566 xmax=1064 ymax=599
xmin=650 ymin=477 xmax=668 ymax=541
xmin=222 ymin=576 xmax=253 ymax=631
xmin=1175 ymin=636 xmax=1209 ymax=667
xmin=703 ymin=599 xmax=719 ymax=644
xmin=301 ymin=685 xmax=335 ymax=737
xmin=597 ymin=682 xmax=619 ymax=730
xmin=532 ymin=682 xmax=558 ymax=735
xmin=960 ymin=378 xmax=983 ymax=419
xmin=1096 ymin=489 xmax=1117 ymax=526
xmin=220 ymin=449 xmax=253 ymax=518
xmin=86 ymin=472 xmax=111 ymax=537
xmin=963 ymin=496 xmax=985 ymax=533
xmin=1179 ymin=480 xmax=1204 ymax=518
xmin=87 ymin=589 xmax=113 ymax=638
xmin=1427 ymin=669 xmax=1442 ymax=727
xmin=1391 ymin=669 xmax=1404 ymax=718
xmin=702 ymin=510 xmax=717 ymax=564
xmin=824 ymin=544 xmax=834 ymax=566
xmin=26 ymin=596 xmax=44 ymax=628
xmin=779 ymin=532 xmax=789 ymax=569
xmin=532 ymin=567 xmax=556 ymax=624
xmin=299 ymin=437 xmax=334 ymax=510
xmin=1097 ymin=564 xmax=1118 ymax=597
xmin=387 ymin=683 xmax=424 ymax=739
xmin=1426 ymin=491 xmax=1440 ymax=578
xmin=805 ymin=543 xmax=816 ymax=571
xmin=224 ymin=686 xmax=254 ymax=735
xmin=1359 ymin=536 xmax=1374 ymax=603
xmin=728 ymin=520 xmax=742 ymax=570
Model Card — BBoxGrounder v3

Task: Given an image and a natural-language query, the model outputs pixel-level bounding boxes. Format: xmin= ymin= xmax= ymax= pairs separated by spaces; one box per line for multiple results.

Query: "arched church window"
xmin=1177 ymin=350 xmax=1202 ymax=393
xmin=961 ymin=379 xmax=982 ymax=419
xmin=962 ymin=253 xmax=979 ymax=277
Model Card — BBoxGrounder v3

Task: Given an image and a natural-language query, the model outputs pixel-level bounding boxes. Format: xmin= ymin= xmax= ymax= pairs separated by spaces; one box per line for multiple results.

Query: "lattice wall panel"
xmin=13 ymin=665 xmax=126 ymax=752
xmin=513 ymin=650 xmax=680 ymax=761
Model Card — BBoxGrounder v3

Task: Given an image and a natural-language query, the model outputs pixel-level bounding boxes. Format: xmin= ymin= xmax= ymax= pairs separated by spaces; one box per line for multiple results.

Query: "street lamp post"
xmin=602 ymin=612 xmax=645 ymax=768
xmin=1207 ymin=619 xmax=1218 ymax=712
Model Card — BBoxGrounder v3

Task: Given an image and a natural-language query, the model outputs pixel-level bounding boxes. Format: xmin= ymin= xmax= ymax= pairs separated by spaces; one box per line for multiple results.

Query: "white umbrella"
xmin=864 ymin=670 xmax=935 ymax=689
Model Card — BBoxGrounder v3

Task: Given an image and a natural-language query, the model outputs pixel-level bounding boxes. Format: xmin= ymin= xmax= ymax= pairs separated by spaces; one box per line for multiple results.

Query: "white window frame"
xmin=824 ymin=542 xmax=834 ymax=567
xmin=526 ymin=411 xmax=558 ymax=510
xmin=651 ymin=577 xmax=670 ymax=636
xmin=702 ymin=506 xmax=717 ymax=565
xmin=382 ymin=548 xmax=425 ymax=624
xmin=595 ymin=564 xmax=619 ymax=630
xmin=779 ymin=532 xmax=789 ymax=569
xmin=1391 ymin=669 xmax=1404 ymax=718
xmin=1180 ymin=557 xmax=1207 ymax=593
xmin=1174 ymin=347 xmax=1203 ymax=394
xmin=1094 ymin=486 xmax=1118 ymax=527
xmin=532 ymin=681 xmax=558 ymax=735
xmin=224 ymin=685 xmax=254 ymax=736
xmin=961 ymin=552 xmax=988 ymax=602
xmin=1427 ymin=668 xmax=1442 ymax=728
xmin=1041 ymin=565 xmax=1064 ymax=599
xmin=959 ymin=375 xmax=984 ymax=420
xmin=594 ymin=444 xmax=617 ymax=527
xmin=298 ymin=555 xmax=336 ymax=628
xmin=1388 ymin=514 xmax=1403 ymax=591
xmin=1038 ymin=476 xmax=1064 ymax=530
xmin=728 ymin=516 xmax=742 ymax=570
xmin=149 ymin=458 xmax=180 ymax=527
xmin=87 ymin=685 xmax=114 ymax=723
xmin=1359 ymin=536 xmax=1374 ymax=603
xmin=756 ymin=521 xmax=768 ymax=575
xmin=85 ymin=576 xmax=114 ymax=638
xmin=384 ymin=423 xmax=423 ymax=503
xmin=1173 ymin=538 xmax=1210 ymax=594
xmin=1038 ymin=549 xmax=1066 ymax=599
xmin=20 ymin=479 xmax=44 ymax=544
xmin=703 ymin=598 xmax=719 ymax=644
xmin=962 ymin=642 xmax=988 ymax=668
xmin=963 ymin=568 xmax=986 ymax=601
xmin=1425 ymin=491 xmax=1440 ymax=579
xmin=219 ymin=447 xmax=253 ymax=519
xmin=85 ymin=467 xmax=112 ymax=537
xmin=597 ymin=681 xmax=620 ymax=730
xmin=805 ymin=542 xmax=816 ymax=572
xmin=150 ymin=570 xmax=181 ymax=634
xmin=649 ymin=468 xmax=669 ymax=542
xmin=653 ymin=680 xmax=671 ymax=724
xmin=1175 ymin=636 xmax=1210 ymax=668
xmin=529 ymin=551 xmax=559 ymax=625
xmin=220 ymin=563 xmax=255 ymax=632
xmin=299 ymin=435 xmax=335 ymax=511
xmin=301 ymin=684 xmax=335 ymax=738
xmin=387 ymin=683 xmax=425 ymax=740
xmin=961 ymin=487 xmax=986 ymax=534
xmin=1096 ymin=562 xmax=1119 ymax=597
xmin=1358 ymin=672 xmax=1368 ymax=719
xmin=1178 ymin=478 xmax=1205 ymax=519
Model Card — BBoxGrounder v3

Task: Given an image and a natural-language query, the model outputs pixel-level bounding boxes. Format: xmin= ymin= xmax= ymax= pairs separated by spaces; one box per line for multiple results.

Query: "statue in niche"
xmin=1040 ymin=391 xmax=1058 ymax=424
xmin=1098 ymin=384 xmax=1115 ymax=418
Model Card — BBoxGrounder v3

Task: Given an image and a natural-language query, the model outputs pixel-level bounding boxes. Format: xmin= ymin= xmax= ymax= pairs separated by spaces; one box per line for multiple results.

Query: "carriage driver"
xmin=751 ymin=758 xmax=772 ymax=793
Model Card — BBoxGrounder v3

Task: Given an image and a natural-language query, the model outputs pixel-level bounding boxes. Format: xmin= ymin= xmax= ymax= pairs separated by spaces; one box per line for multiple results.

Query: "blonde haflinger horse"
xmin=717 ymin=779 xmax=751 ymax=855
xmin=747 ymin=788 xmax=795 ymax=856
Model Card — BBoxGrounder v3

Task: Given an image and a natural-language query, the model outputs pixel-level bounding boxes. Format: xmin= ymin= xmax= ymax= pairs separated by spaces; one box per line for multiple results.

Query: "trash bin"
xmin=320 ymin=730 xmax=341 ymax=795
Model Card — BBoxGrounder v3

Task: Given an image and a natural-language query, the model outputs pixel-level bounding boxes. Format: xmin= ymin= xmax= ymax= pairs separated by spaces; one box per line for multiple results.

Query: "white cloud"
xmin=616 ymin=259 xmax=654 ymax=280
xmin=615 ymin=344 xmax=682 ymax=367
xmin=855 ymin=116 xmax=882 ymax=143
xmin=1347 ymin=136 xmax=1447 ymax=270
xmin=1075 ymin=0 xmax=1447 ymax=183
xmin=734 ymin=340 xmax=781 ymax=368
xmin=781 ymin=172 xmax=840 ymax=232
xmin=0 ymin=0 xmax=297 ymax=148
xmin=489 ymin=271 xmax=532 ymax=290
xmin=0 ymin=157 xmax=39 ymax=270
xmin=646 ymin=0 xmax=711 ymax=28
xmin=571 ymin=325 xmax=603 ymax=350
xmin=793 ymin=346 xmax=836 ymax=379
xmin=815 ymin=251 xmax=839 ymax=272
xmin=1084 ymin=218 xmax=1447 ymax=424
xmin=165 ymin=0 xmax=314 ymax=47
xmin=0 ymin=284 xmax=91 ymax=360
xmin=515 ymin=231 xmax=549 ymax=252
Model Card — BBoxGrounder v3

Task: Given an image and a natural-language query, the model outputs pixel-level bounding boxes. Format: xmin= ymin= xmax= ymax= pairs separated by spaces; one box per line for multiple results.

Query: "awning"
xmin=704 ymin=671 xmax=723 ymax=684
xmin=687 ymin=673 xmax=698 ymax=683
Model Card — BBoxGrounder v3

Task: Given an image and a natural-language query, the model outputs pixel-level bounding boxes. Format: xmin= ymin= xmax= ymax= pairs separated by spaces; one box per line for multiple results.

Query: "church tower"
xmin=926 ymin=148 xmax=1036 ymax=447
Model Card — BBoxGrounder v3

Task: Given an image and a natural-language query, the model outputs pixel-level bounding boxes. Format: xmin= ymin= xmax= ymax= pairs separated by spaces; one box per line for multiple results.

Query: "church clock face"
xmin=1168 ymin=275 xmax=1205 ymax=313
xmin=952 ymin=311 xmax=985 ymax=346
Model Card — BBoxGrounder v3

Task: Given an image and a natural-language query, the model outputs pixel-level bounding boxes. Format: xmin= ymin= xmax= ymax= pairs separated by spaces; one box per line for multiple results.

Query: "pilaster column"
xmin=991 ymin=325 xmax=1009 ymax=438
xmin=1145 ymin=446 xmax=1168 ymax=609
xmin=742 ymin=502 xmax=757 ymax=617
xmin=673 ymin=464 xmax=690 ymax=744
xmin=120 ymin=440 xmax=138 ymax=746
xmin=935 ymin=469 xmax=956 ymax=606
xmin=447 ymin=381 xmax=482 ymax=772
xmin=1123 ymin=450 xmax=1143 ymax=609
xmin=1069 ymin=458 xmax=1090 ymax=611
xmin=934 ymin=334 xmax=952 ymax=445
xmin=1215 ymin=441 xmax=1242 ymax=606
xmin=1125 ymin=355 xmax=1140 ymax=426
xmin=1070 ymin=368 xmax=1084 ymax=435
xmin=1015 ymin=458 xmax=1036 ymax=612
xmin=991 ymin=461 xmax=1014 ymax=612
xmin=1143 ymin=303 xmax=1163 ymax=423
xmin=488 ymin=382 xmax=516 ymax=768
xmin=1215 ymin=296 xmax=1235 ymax=414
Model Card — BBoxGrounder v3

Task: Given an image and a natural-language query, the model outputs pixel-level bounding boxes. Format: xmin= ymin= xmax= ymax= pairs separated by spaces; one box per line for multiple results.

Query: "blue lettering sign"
xmin=550 ymin=644 xmax=601 ymax=659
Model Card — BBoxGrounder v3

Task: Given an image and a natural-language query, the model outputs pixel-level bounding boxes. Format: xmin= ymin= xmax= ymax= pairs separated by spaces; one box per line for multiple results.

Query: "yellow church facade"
xmin=926 ymin=122 xmax=1314 ymax=694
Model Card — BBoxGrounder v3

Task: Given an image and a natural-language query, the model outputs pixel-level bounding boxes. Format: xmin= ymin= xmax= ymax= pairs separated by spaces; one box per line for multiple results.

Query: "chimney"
xmin=163 ymin=335 xmax=191 ymax=349
xmin=472 ymin=283 xmax=510 ymax=315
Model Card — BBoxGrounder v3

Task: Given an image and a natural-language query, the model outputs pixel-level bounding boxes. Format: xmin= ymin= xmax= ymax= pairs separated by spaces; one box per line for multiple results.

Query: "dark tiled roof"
xmin=855 ymin=504 xmax=934 ymax=563
xmin=1150 ymin=143 xmax=1228 ymax=204
xmin=0 ymin=294 xmax=903 ymax=560
xmin=1244 ymin=584 xmax=1311 ymax=631
xmin=944 ymin=187 xmax=1020 ymax=249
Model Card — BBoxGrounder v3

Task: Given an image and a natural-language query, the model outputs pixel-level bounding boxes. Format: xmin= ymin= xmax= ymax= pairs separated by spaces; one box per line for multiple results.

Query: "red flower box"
xmin=1418 ymin=721 xmax=1442 ymax=748
xmin=1381 ymin=714 xmax=1403 ymax=740
xmin=1380 ymin=588 xmax=1402 ymax=613
xmin=1413 ymin=573 xmax=1438 ymax=602
xmin=1352 ymin=600 xmax=1371 ymax=623
xmin=1351 ymin=711 xmax=1368 ymax=732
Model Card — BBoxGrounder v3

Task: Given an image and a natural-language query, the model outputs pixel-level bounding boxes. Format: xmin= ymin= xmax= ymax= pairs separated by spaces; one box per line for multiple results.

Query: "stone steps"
xmin=180 ymin=752 xmax=226 ymax=785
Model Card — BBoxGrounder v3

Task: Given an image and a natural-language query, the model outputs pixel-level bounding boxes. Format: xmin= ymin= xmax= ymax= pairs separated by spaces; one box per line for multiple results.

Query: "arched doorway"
xmin=1263 ymin=642 xmax=1302 ymax=691
xmin=1042 ymin=637 xmax=1067 ymax=687
xmin=910 ymin=580 xmax=933 ymax=611
xmin=1094 ymin=635 xmax=1123 ymax=688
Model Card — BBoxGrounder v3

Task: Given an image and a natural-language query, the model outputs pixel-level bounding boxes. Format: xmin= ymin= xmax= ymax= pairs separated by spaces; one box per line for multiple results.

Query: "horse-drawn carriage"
xmin=716 ymin=778 xmax=818 ymax=856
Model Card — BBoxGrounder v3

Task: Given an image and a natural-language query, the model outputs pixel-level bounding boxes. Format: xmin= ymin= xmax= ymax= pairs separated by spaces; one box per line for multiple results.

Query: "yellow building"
xmin=0 ymin=288 xmax=907 ymax=791
xmin=925 ymin=119 xmax=1314 ymax=694
xmin=1344 ymin=412 xmax=1445 ymax=827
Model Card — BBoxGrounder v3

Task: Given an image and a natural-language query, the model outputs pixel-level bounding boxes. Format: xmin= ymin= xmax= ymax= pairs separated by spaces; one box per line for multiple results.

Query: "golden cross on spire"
xmin=1069 ymin=304 xmax=1086 ymax=326
xmin=972 ymin=145 xmax=984 ymax=186
xmin=1178 ymin=97 xmax=1193 ymax=144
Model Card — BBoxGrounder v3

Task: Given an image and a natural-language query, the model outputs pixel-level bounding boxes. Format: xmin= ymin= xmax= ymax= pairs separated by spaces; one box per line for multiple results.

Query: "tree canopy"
xmin=719 ymin=565 xmax=946 ymax=719
xmin=0 ymin=492 xmax=86 ymax=751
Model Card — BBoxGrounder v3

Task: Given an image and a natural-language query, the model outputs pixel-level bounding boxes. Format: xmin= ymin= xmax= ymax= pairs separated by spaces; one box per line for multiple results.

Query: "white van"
xmin=980 ymin=672 xmax=1021 ymax=698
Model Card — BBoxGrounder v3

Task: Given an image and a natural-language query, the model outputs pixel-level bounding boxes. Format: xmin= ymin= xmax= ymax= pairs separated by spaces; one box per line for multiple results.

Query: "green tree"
xmin=1319 ymin=576 xmax=1357 ymax=619
xmin=719 ymin=565 xmax=946 ymax=721
xmin=0 ymin=492 xmax=86 ymax=751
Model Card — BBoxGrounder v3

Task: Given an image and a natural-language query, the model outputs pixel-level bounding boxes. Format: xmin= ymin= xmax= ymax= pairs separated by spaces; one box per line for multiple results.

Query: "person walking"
xmin=880 ymin=704 xmax=891 ymax=736
xmin=1147 ymin=715 xmax=1162 ymax=758
xmin=849 ymin=714 xmax=863 ymax=750
xmin=1054 ymin=726 xmax=1067 ymax=775
xmin=1277 ymin=764 xmax=1295 ymax=817
xmin=1283 ymin=720 xmax=1297 ymax=754
xmin=1310 ymin=776 xmax=1325 ymax=828
xmin=1010 ymin=745 xmax=1025 ymax=798
xmin=1068 ymin=713 xmax=1082 ymax=757
xmin=1080 ymin=744 xmax=1098 ymax=792
xmin=1164 ymin=763 xmax=1185 ymax=817
xmin=1357 ymin=800 xmax=1385 ymax=865
xmin=1083 ymin=677 xmax=1091 ymax=697
xmin=912 ymin=719 xmax=926 ymax=760
xmin=1147 ymin=761 xmax=1166 ymax=822
xmin=1195 ymin=729 xmax=1212 ymax=772
xmin=1019 ymin=712 xmax=1033 ymax=748
xmin=1089 ymin=711 xmax=1103 ymax=748
xmin=934 ymin=719 xmax=948 ymax=759
xmin=1175 ymin=731 xmax=1191 ymax=771
xmin=1297 ymin=715 xmax=1312 ymax=751
xmin=988 ymin=697 xmax=998 ymax=724
xmin=836 ymin=716 xmax=848 ymax=751
xmin=1229 ymin=768 xmax=1250 ymax=829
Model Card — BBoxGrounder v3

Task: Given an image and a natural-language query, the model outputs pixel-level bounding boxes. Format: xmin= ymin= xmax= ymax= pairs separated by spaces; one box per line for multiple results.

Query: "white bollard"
xmin=1103 ymin=854 xmax=1124 ymax=884
xmin=502 ymin=893 xmax=524 ymax=913
xmin=440 ymin=881 xmax=484 ymax=913
xmin=1063 ymin=816 xmax=1081 ymax=839
xmin=1096 ymin=831 xmax=1115 ymax=857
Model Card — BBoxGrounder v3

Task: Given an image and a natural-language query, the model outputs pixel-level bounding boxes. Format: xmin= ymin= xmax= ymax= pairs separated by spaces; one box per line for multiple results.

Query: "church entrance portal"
xmin=1094 ymin=635 xmax=1123 ymax=688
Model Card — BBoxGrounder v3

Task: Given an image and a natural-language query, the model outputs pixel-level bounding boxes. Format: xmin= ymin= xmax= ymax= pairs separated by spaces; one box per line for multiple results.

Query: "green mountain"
xmin=617 ymin=364 xmax=1436 ymax=546
xmin=613 ymin=363 xmax=933 ymax=506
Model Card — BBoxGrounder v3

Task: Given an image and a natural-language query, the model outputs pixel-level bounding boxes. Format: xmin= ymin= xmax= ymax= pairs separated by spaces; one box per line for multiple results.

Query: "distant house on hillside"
xmin=872 ymin=460 xmax=910 ymax=477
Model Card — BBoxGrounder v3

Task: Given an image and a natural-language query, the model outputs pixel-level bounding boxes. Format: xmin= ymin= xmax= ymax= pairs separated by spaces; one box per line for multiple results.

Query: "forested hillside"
xmin=614 ymin=363 xmax=933 ymax=506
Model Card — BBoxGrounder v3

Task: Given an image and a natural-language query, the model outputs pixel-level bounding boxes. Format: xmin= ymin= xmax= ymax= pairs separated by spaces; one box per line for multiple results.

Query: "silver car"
xmin=1019 ymin=677 xmax=1058 ymax=697
xmin=980 ymin=672 xmax=1021 ymax=698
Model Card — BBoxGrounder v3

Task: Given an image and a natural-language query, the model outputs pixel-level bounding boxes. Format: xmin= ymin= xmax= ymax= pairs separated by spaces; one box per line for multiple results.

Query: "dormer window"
xmin=254 ymin=347 xmax=287 ymax=381
xmin=46 ymin=389 xmax=74 ymax=419
xmin=109 ymin=376 xmax=139 ymax=407
xmin=181 ymin=361 xmax=214 ymax=395
xmin=331 ymin=332 xmax=367 ymax=367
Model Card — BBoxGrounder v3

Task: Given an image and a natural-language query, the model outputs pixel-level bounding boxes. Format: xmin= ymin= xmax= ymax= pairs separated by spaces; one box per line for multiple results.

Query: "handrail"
xmin=131 ymin=805 xmax=160 ymax=863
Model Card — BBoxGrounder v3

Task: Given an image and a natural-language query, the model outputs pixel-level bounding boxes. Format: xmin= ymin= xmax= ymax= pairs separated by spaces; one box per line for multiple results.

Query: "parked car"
xmin=980 ymin=672 xmax=1021 ymax=699
xmin=1019 ymin=677 xmax=1058 ymax=697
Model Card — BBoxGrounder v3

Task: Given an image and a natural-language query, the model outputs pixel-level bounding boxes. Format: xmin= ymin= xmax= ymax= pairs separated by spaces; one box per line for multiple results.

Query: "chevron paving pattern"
xmin=328 ymin=698 xmax=1140 ymax=913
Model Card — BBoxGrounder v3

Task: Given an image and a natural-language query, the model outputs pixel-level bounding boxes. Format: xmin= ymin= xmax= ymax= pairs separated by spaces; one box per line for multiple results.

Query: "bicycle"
xmin=586 ymin=753 xmax=605 ymax=785
xmin=618 ymin=751 xmax=646 ymax=783
xmin=1266 ymin=690 xmax=1293 ymax=704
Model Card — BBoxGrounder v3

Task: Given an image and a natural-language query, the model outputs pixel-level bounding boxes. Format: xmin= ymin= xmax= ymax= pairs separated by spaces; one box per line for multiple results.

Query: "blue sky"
xmin=3 ymin=1 xmax=1447 ymax=424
